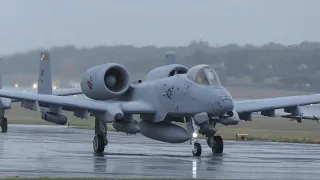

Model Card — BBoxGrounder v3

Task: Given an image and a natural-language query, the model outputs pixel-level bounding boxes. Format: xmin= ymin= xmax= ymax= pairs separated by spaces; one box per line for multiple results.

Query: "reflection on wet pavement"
xmin=0 ymin=124 xmax=319 ymax=179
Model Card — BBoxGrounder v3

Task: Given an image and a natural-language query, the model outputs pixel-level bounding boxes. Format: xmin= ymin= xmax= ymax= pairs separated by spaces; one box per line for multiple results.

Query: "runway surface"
xmin=0 ymin=125 xmax=320 ymax=179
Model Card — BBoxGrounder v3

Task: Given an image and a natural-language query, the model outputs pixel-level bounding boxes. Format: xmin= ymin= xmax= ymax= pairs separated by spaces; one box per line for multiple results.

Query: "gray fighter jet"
xmin=0 ymin=51 xmax=319 ymax=157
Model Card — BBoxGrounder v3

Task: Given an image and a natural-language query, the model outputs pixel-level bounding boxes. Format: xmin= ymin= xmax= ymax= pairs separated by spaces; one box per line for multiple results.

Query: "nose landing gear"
xmin=188 ymin=117 xmax=224 ymax=157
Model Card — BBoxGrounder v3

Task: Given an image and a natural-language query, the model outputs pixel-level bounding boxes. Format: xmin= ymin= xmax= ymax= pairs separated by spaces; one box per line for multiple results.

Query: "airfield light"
xmin=52 ymin=85 xmax=57 ymax=90
xmin=192 ymin=132 xmax=198 ymax=138
xmin=32 ymin=83 xmax=38 ymax=89
xmin=14 ymin=83 xmax=19 ymax=88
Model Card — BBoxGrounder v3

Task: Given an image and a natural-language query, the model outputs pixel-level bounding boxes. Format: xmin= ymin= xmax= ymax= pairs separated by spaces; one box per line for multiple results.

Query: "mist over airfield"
xmin=1 ymin=0 xmax=320 ymax=95
xmin=0 ymin=0 xmax=319 ymax=55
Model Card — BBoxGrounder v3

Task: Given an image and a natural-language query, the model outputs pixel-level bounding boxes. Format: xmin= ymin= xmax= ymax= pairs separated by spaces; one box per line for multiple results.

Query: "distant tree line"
xmin=2 ymin=40 xmax=320 ymax=91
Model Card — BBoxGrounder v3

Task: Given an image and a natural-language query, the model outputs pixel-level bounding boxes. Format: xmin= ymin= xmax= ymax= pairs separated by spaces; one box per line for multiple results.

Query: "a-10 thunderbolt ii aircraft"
xmin=0 ymin=51 xmax=320 ymax=157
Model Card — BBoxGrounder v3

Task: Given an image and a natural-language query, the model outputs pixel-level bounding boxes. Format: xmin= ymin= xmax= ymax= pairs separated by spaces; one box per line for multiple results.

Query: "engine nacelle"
xmin=80 ymin=63 xmax=130 ymax=100
xmin=145 ymin=64 xmax=189 ymax=81
xmin=41 ymin=112 xmax=67 ymax=125
xmin=218 ymin=110 xmax=240 ymax=126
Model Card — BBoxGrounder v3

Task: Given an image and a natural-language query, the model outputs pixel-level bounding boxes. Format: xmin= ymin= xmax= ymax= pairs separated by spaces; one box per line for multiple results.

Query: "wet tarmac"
xmin=0 ymin=124 xmax=320 ymax=179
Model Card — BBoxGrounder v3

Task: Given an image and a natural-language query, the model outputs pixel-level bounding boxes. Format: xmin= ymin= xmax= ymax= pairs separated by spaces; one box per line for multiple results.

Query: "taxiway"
xmin=0 ymin=124 xmax=320 ymax=179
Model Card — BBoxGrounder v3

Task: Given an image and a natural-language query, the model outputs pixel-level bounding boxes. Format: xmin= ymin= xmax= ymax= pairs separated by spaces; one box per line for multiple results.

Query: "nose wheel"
xmin=192 ymin=141 xmax=202 ymax=156
xmin=191 ymin=133 xmax=202 ymax=157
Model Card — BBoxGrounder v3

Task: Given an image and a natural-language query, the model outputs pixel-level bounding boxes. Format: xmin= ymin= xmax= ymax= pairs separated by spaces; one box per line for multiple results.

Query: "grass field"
xmin=3 ymin=86 xmax=320 ymax=144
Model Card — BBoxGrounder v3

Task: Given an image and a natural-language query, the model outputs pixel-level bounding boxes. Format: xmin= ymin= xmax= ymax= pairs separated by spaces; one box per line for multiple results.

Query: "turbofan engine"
xmin=80 ymin=63 xmax=130 ymax=100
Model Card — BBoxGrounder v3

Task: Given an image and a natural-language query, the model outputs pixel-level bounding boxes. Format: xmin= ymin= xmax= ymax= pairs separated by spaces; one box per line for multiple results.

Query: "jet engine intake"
xmin=41 ymin=112 xmax=67 ymax=125
xmin=218 ymin=110 xmax=240 ymax=125
xmin=80 ymin=63 xmax=130 ymax=100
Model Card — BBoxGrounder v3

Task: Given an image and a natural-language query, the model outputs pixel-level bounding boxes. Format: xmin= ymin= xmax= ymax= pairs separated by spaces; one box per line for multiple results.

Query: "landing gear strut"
xmin=0 ymin=109 xmax=7 ymax=133
xmin=93 ymin=118 xmax=108 ymax=153
xmin=0 ymin=117 xmax=7 ymax=133
xmin=189 ymin=117 xmax=202 ymax=157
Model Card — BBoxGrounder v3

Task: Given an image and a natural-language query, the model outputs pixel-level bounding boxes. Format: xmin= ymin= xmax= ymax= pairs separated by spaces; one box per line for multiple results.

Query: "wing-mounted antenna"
xmin=164 ymin=51 xmax=176 ymax=65
xmin=38 ymin=51 xmax=52 ymax=95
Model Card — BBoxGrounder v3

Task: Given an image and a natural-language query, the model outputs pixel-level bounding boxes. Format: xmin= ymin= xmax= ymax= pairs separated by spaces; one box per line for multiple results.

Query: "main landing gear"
xmin=93 ymin=118 xmax=108 ymax=153
xmin=207 ymin=135 xmax=223 ymax=154
xmin=0 ymin=109 xmax=7 ymax=133
xmin=0 ymin=117 xmax=7 ymax=133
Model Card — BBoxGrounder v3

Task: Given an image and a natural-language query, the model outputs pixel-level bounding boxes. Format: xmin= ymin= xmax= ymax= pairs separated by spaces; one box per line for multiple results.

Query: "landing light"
xmin=32 ymin=83 xmax=38 ymax=89
xmin=192 ymin=132 xmax=198 ymax=138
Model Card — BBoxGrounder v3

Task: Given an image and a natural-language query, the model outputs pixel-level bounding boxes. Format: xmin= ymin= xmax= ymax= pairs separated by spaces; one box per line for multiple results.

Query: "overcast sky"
xmin=0 ymin=0 xmax=319 ymax=55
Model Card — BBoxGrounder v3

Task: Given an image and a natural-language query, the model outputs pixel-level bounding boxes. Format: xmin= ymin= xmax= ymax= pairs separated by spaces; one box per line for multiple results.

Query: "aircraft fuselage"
xmin=129 ymin=74 xmax=234 ymax=121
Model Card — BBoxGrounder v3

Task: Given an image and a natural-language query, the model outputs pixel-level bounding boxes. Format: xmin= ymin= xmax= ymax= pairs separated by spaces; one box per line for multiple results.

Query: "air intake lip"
xmin=80 ymin=63 xmax=130 ymax=100
xmin=104 ymin=67 xmax=126 ymax=92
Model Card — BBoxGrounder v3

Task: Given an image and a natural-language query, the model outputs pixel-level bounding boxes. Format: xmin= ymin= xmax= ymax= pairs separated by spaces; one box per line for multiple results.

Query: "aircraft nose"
xmin=219 ymin=95 xmax=234 ymax=113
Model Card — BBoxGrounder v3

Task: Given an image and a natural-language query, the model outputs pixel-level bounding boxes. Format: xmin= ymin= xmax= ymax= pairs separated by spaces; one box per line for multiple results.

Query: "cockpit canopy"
xmin=186 ymin=64 xmax=221 ymax=85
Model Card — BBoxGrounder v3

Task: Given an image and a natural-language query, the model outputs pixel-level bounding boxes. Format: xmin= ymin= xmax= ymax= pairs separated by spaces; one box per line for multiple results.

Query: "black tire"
xmin=1 ymin=117 xmax=7 ymax=133
xmin=93 ymin=134 xmax=105 ymax=153
xmin=192 ymin=141 xmax=202 ymax=157
xmin=212 ymin=135 xmax=223 ymax=154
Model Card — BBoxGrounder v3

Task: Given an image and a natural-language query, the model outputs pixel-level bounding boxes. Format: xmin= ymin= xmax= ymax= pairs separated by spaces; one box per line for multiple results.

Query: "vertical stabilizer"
xmin=164 ymin=51 xmax=176 ymax=65
xmin=38 ymin=51 xmax=52 ymax=95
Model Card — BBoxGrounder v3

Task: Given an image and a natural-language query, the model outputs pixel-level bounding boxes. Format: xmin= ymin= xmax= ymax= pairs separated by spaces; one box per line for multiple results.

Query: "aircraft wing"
xmin=234 ymin=94 xmax=320 ymax=121
xmin=52 ymin=88 xmax=82 ymax=96
xmin=0 ymin=89 xmax=155 ymax=121
xmin=8 ymin=87 xmax=83 ymax=103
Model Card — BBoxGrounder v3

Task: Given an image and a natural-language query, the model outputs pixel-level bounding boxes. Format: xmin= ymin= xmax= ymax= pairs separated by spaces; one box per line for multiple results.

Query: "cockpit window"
xmin=203 ymin=66 xmax=220 ymax=85
xmin=195 ymin=70 xmax=210 ymax=85
xmin=192 ymin=66 xmax=221 ymax=85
